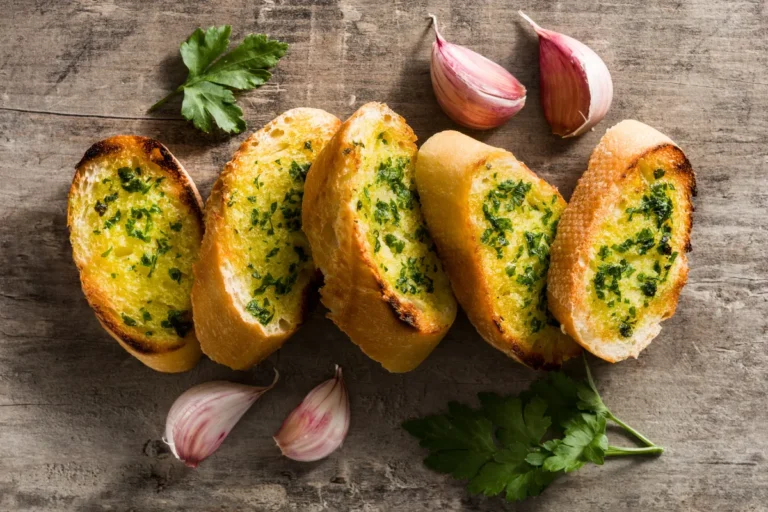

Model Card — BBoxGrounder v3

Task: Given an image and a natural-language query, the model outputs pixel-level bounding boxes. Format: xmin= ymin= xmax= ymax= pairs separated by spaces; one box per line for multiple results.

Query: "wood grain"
xmin=0 ymin=0 xmax=766 ymax=510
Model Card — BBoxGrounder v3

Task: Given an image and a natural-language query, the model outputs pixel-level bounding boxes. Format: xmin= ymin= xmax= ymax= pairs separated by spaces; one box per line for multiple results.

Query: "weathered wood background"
xmin=1 ymin=0 xmax=766 ymax=510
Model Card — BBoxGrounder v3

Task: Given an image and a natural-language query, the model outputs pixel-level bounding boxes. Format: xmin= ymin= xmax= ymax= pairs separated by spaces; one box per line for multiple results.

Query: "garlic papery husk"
xmin=429 ymin=14 xmax=526 ymax=130
xmin=519 ymin=11 xmax=613 ymax=138
xmin=274 ymin=366 xmax=350 ymax=462
xmin=164 ymin=370 xmax=278 ymax=468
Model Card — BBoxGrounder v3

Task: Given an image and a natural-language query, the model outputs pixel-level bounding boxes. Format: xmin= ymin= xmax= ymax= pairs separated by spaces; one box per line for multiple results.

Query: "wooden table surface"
xmin=1 ymin=1 xmax=766 ymax=510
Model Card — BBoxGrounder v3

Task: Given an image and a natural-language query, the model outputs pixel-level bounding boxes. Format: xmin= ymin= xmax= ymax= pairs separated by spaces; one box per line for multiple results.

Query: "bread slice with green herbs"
xmin=302 ymin=102 xmax=457 ymax=373
xmin=415 ymin=131 xmax=581 ymax=370
xmin=68 ymin=136 xmax=204 ymax=373
xmin=547 ymin=120 xmax=696 ymax=362
xmin=191 ymin=108 xmax=341 ymax=370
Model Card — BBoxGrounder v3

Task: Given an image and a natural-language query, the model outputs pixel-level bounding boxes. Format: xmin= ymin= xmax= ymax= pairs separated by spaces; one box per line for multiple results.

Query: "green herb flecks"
xmin=161 ymin=309 xmax=193 ymax=338
xmin=375 ymin=157 xmax=416 ymax=211
xmin=289 ymin=160 xmax=311 ymax=182
xmin=395 ymin=257 xmax=434 ymax=295
xmin=168 ymin=267 xmax=182 ymax=284
xmin=104 ymin=210 xmax=122 ymax=230
xmin=117 ymin=167 xmax=152 ymax=194
xmin=480 ymin=179 xmax=532 ymax=259
xmin=246 ymin=298 xmax=274 ymax=325
xmin=595 ymin=178 xmax=678 ymax=336
xmin=384 ymin=234 xmax=405 ymax=254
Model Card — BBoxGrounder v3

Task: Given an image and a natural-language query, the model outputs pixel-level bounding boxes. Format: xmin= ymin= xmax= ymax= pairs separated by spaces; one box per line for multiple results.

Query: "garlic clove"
xmin=430 ymin=15 xmax=526 ymax=130
xmin=519 ymin=11 xmax=613 ymax=138
xmin=274 ymin=365 xmax=350 ymax=462
xmin=164 ymin=370 xmax=278 ymax=468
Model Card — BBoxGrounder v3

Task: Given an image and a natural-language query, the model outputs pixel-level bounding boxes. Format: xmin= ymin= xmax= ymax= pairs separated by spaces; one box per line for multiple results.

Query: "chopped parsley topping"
xmin=289 ymin=160 xmax=311 ymax=182
xmin=104 ymin=210 xmax=122 ymax=230
xmin=117 ymin=167 xmax=151 ymax=194
xmin=254 ymin=272 xmax=297 ymax=296
xmin=168 ymin=268 xmax=182 ymax=284
xmin=593 ymin=177 xmax=678 ymax=336
xmin=161 ymin=310 xmax=193 ymax=338
xmin=480 ymin=179 xmax=531 ymax=259
xmin=396 ymin=257 xmax=434 ymax=295
xmin=627 ymin=183 xmax=673 ymax=227
xmin=384 ymin=234 xmax=405 ymax=254
xmin=246 ymin=298 xmax=274 ymax=325
xmin=121 ymin=314 xmax=137 ymax=326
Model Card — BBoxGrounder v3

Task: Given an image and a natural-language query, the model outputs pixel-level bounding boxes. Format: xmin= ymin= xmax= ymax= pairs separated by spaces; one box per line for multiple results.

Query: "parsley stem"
xmin=605 ymin=445 xmax=664 ymax=457
xmin=582 ymin=354 xmax=660 ymax=449
xmin=606 ymin=412 xmax=658 ymax=448
xmin=149 ymin=86 xmax=184 ymax=112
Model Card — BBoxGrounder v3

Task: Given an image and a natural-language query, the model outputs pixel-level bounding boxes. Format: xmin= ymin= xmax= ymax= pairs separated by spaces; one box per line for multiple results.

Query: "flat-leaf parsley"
xmin=403 ymin=356 xmax=663 ymax=503
xmin=149 ymin=26 xmax=288 ymax=134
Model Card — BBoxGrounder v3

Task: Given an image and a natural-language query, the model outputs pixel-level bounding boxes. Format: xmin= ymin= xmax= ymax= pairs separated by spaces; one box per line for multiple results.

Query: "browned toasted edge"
xmin=650 ymin=143 xmax=696 ymax=321
xmin=69 ymin=135 xmax=204 ymax=371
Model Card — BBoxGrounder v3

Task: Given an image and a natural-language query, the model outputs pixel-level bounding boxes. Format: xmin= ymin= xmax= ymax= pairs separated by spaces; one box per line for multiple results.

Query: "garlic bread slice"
xmin=192 ymin=108 xmax=341 ymax=370
xmin=548 ymin=120 xmax=696 ymax=362
xmin=303 ymin=102 xmax=457 ymax=373
xmin=68 ymin=136 xmax=204 ymax=373
xmin=416 ymin=131 xmax=581 ymax=369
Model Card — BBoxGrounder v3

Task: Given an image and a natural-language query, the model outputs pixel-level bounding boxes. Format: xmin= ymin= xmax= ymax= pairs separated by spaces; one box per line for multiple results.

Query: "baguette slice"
xmin=548 ymin=120 xmax=696 ymax=362
xmin=416 ymin=131 xmax=581 ymax=369
xmin=68 ymin=136 xmax=204 ymax=373
xmin=303 ymin=102 xmax=457 ymax=372
xmin=192 ymin=108 xmax=341 ymax=370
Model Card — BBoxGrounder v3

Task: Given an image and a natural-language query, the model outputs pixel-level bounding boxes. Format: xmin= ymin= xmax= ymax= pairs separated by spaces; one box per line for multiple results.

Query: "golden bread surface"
xmin=548 ymin=120 xmax=695 ymax=362
xmin=192 ymin=108 xmax=341 ymax=370
xmin=302 ymin=102 xmax=456 ymax=373
xmin=416 ymin=131 xmax=581 ymax=369
xmin=68 ymin=135 xmax=204 ymax=373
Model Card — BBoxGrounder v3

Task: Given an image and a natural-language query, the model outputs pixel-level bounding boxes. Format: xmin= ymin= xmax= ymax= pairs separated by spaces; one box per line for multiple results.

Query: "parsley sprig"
xmin=403 ymin=356 xmax=663 ymax=503
xmin=149 ymin=26 xmax=288 ymax=134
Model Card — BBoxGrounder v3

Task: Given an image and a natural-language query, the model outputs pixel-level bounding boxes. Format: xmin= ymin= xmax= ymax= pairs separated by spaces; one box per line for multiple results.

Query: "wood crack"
xmin=0 ymin=106 xmax=183 ymax=122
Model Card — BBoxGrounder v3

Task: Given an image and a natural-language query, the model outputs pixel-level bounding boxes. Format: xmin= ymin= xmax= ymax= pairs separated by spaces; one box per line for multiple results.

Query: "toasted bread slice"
xmin=548 ymin=120 xmax=696 ymax=362
xmin=191 ymin=108 xmax=341 ymax=370
xmin=68 ymin=136 xmax=204 ymax=373
xmin=302 ymin=102 xmax=457 ymax=372
xmin=415 ymin=131 xmax=581 ymax=369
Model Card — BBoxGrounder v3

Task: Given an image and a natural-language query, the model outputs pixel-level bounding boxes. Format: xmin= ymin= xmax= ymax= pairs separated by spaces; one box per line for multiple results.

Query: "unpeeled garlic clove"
xmin=429 ymin=14 xmax=526 ymax=130
xmin=519 ymin=11 xmax=613 ymax=137
xmin=164 ymin=370 xmax=278 ymax=468
xmin=274 ymin=365 xmax=350 ymax=462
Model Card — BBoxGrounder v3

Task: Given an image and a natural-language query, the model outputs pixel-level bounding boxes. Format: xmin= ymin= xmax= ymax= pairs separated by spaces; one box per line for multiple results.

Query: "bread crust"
xmin=302 ymin=103 xmax=456 ymax=373
xmin=415 ymin=131 xmax=581 ymax=370
xmin=547 ymin=120 xmax=696 ymax=362
xmin=191 ymin=108 xmax=341 ymax=370
xmin=68 ymin=135 xmax=204 ymax=373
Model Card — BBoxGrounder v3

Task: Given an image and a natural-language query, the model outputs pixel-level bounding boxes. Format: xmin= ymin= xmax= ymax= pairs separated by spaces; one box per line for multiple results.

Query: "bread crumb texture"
xmin=468 ymin=155 xmax=572 ymax=360
xmin=70 ymin=155 xmax=201 ymax=344
xmin=582 ymin=155 xmax=688 ymax=341
xmin=352 ymin=121 xmax=454 ymax=323
xmin=217 ymin=114 xmax=336 ymax=332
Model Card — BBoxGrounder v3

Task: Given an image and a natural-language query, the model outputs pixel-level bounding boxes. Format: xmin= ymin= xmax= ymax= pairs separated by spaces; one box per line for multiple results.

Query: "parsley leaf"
xmin=150 ymin=26 xmax=288 ymax=134
xmin=542 ymin=413 xmax=608 ymax=472
xmin=403 ymin=357 xmax=664 ymax=504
